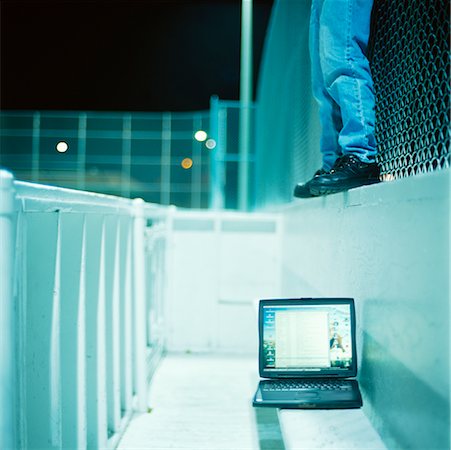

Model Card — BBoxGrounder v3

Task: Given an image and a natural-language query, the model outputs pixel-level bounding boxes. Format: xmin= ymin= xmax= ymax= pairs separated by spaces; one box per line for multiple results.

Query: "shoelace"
xmin=330 ymin=155 xmax=358 ymax=172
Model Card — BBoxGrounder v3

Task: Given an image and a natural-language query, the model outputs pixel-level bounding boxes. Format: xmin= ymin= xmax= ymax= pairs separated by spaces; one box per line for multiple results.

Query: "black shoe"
xmin=309 ymin=155 xmax=380 ymax=196
xmin=293 ymin=168 xmax=329 ymax=198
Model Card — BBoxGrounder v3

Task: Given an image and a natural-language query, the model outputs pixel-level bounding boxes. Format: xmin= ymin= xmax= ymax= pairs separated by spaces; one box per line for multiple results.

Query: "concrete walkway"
xmin=118 ymin=353 xmax=285 ymax=450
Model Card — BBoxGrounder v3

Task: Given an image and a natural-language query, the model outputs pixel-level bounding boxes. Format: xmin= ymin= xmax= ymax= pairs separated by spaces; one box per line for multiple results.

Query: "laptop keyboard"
xmin=263 ymin=380 xmax=351 ymax=391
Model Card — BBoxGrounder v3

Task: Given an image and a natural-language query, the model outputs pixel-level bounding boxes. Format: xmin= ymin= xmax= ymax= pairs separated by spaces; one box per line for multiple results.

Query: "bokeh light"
xmin=181 ymin=157 xmax=193 ymax=169
xmin=194 ymin=130 xmax=207 ymax=142
xmin=205 ymin=139 xmax=216 ymax=149
xmin=56 ymin=141 xmax=68 ymax=153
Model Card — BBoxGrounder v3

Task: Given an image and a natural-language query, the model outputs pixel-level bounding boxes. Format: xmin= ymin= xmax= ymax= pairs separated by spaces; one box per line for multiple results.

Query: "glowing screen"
xmin=262 ymin=304 xmax=353 ymax=372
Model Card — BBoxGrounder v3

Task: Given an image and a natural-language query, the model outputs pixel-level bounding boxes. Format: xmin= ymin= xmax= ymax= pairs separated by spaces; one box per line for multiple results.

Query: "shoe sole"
xmin=294 ymin=190 xmax=315 ymax=198
xmin=293 ymin=185 xmax=315 ymax=198
xmin=309 ymin=178 xmax=380 ymax=196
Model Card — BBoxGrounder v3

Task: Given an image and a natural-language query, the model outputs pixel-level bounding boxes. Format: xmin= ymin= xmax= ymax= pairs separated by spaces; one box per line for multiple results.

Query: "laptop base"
xmin=253 ymin=378 xmax=363 ymax=409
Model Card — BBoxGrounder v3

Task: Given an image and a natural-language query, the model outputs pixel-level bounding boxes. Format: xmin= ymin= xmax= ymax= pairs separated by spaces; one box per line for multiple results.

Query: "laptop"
xmin=252 ymin=298 xmax=363 ymax=409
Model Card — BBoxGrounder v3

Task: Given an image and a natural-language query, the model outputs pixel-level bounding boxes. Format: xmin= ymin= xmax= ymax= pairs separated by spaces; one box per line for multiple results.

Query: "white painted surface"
xmin=166 ymin=211 xmax=282 ymax=354
xmin=5 ymin=177 xmax=168 ymax=449
xmin=280 ymin=170 xmax=450 ymax=450
xmin=119 ymin=354 xmax=386 ymax=450
xmin=279 ymin=409 xmax=386 ymax=450
xmin=118 ymin=354 xmax=260 ymax=450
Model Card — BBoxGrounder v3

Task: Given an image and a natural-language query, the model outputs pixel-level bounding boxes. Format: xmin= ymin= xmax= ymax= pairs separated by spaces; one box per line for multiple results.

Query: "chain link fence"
xmin=369 ymin=0 xmax=450 ymax=180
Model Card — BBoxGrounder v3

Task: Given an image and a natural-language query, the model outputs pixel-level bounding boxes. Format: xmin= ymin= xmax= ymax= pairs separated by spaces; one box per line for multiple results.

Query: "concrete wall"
xmin=165 ymin=210 xmax=282 ymax=354
xmin=279 ymin=170 xmax=450 ymax=450
xmin=255 ymin=0 xmax=321 ymax=207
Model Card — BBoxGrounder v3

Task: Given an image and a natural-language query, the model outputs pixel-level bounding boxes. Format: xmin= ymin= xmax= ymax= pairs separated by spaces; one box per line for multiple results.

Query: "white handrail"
xmin=15 ymin=179 xmax=166 ymax=216
xmin=2 ymin=172 xmax=168 ymax=449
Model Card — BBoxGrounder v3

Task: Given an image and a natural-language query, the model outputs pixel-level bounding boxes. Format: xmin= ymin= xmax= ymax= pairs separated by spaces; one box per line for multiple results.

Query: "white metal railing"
xmin=0 ymin=170 xmax=168 ymax=449
xmin=0 ymin=171 xmax=15 ymax=450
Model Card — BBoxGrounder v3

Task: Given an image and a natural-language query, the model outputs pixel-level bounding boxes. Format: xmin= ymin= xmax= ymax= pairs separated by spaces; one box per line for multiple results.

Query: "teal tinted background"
xmin=0 ymin=111 xmax=211 ymax=208
xmin=279 ymin=172 xmax=450 ymax=450
xmin=254 ymin=0 xmax=450 ymax=208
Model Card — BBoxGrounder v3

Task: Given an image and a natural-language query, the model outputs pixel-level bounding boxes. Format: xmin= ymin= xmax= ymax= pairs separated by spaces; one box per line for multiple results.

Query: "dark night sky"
xmin=1 ymin=0 xmax=273 ymax=112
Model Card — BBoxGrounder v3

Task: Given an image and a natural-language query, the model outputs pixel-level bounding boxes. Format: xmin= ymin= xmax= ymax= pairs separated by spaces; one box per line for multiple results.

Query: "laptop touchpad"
xmin=294 ymin=392 xmax=319 ymax=398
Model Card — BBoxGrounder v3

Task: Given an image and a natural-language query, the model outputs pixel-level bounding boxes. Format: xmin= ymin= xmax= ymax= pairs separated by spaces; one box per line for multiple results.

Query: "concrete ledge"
xmin=279 ymin=409 xmax=386 ymax=449
xmin=277 ymin=169 xmax=450 ymax=450
xmin=285 ymin=168 xmax=450 ymax=211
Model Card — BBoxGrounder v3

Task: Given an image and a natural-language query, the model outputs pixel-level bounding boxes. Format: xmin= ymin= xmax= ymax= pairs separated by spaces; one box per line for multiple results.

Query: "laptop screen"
xmin=259 ymin=298 xmax=357 ymax=378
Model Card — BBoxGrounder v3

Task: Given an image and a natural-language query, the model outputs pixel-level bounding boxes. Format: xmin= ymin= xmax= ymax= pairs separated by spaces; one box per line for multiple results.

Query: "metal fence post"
xmin=239 ymin=0 xmax=253 ymax=211
xmin=133 ymin=198 xmax=148 ymax=412
xmin=209 ymin=95 xmax=220 ymax=209
xmin=0 ymin=170 xmax=16 ymax=450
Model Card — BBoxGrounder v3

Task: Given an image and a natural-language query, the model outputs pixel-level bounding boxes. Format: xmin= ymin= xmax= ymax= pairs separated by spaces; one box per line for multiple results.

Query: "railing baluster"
xmin=25 ymin=211 xmax=59 ymax=448
xmin=3 ymin=177 xmax=167 ymax=448
xmin=133 ymin=199 xmax=148 ymax=412
xmin=96 ymin=220 xmax=108 ymax=448
xmin=50 ymin=212 xmax=62 ymax=447
xmin=84 ymin=215 xmax=107 ymax=448
xmin=77 ymin=218 xmax=88 ymax=449
xmin=121 ymin=222 xmax=134 ymax=413
xmin=112 ymin=218 xmax=122 ymax=428
xmin=60 ymin=212 xmax=85 ymax=448
xmin=0 ymin=171 xmax=16 ymax=449
xmin=105 ymin=215 xmax=122 ymax=435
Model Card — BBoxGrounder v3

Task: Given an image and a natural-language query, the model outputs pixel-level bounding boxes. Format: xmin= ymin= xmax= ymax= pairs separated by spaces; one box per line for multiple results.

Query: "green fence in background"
xmin=0 ymin=102 xmax=256 ymax=210
xmin=0 ymin=110 xmax=212 ymax=209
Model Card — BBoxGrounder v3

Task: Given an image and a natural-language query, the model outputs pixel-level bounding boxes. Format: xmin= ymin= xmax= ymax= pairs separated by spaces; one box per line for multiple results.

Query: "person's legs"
xmin=309 ymin=0 xmax=342 ymax=171
xmin=294 ymin=0 xmax=378 ymax=198
xmin=304 ymin=0 xmax=379 ymax=196
xmin=293 ymin=0 xmax=343 ymax=199
xmin=319 ymin=0 xmax=376 ymax=163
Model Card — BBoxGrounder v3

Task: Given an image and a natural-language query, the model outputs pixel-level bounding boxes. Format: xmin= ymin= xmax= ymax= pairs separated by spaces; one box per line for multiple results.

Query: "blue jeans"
xmin=310 ymin=0 xmax=377 ymax=170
